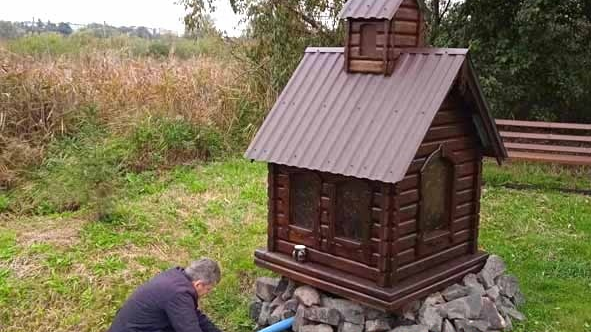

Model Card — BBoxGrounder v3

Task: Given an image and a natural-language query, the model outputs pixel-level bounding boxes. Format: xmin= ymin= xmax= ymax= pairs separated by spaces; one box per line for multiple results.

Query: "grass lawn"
xmin=0 ymin=159 xmax=590 ymax=332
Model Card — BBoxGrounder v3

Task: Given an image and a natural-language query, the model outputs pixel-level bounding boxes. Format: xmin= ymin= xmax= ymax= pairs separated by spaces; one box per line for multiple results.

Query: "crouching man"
xmin=108 ymin=258 xmax=222 ymax=332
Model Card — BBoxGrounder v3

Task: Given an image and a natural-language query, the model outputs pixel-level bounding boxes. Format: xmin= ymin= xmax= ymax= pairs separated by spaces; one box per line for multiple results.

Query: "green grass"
xmin=0 ymin=159 xmax=267 ymax=332
xmin=5 ymin=112 xmax=225 ymax=216
xmin=480 ymin=187 xmax=591 ymax=332
xmin=0 ymin=158 xmax=589 ymax=331
xmin=484 ymin=160 xmax=591 ymax=190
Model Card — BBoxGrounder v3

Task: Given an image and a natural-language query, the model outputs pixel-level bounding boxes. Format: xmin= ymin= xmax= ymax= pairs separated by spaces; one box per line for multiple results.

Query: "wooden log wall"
xmin=346 ymin=0 xmax=424 ymax=74
xmin=270 ymin=165 xmax=387 ymax=282
xmin=390 ymin=91 xmax=484 ymax=282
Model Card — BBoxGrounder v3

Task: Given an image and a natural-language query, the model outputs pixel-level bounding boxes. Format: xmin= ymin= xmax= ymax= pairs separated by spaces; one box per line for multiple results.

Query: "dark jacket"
xmin=108 ymin=267 xmax=221 ymax=332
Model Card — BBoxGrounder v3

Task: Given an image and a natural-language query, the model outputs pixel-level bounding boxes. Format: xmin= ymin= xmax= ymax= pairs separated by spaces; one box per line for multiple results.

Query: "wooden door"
xmin=326 ymin=179 xmax=376 ymax=266
xmin=280 ymin=172 xmax=321 ymax=249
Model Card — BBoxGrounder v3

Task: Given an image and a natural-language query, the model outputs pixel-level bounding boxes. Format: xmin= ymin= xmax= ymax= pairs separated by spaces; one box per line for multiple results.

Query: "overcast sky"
xmin=1 ymin=0 xmax=244 ymax=36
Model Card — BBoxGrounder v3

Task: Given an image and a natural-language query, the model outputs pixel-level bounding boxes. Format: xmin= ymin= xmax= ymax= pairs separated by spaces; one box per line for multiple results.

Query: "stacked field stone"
xmin=249 ymin=255 xmax=526 ymax=332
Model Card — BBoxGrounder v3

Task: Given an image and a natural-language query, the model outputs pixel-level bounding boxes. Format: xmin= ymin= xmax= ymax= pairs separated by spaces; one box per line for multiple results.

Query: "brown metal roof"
xmin=245 ymin=47 xmax=492 ymax=184
xmin=339 ymin=0 xmax=403 ymax=19
xmin=339 ymin=0 xmax=427 ymax=19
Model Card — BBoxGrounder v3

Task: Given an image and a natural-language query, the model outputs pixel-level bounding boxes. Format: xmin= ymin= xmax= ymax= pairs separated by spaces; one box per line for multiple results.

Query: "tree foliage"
xmin=437 ymin=0 xmax=591 ymax=122
xmin=181 ymin=0 xmax=346 ymax=94
xmin=182 ymin=0 xmax=591 ymax=122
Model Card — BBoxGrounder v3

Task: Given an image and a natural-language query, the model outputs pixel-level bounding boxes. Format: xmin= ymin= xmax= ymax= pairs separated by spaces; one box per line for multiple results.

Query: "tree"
xmin=181 ymin=0 xmax=346 ymax=94
xmin=436 ymin=0 xmax=591 ymax=122
xmin=133 ymin=26 xmax=153 ymax=39
xmin=181 ymin=0 xmax=591 ymax=123
xmin=183 ymin=13 xmax=218 ymax=38
xmin=57 ymin=22 xmax=73 ymax=36
xmin=0 ymin=21 xmax=23 ymax=39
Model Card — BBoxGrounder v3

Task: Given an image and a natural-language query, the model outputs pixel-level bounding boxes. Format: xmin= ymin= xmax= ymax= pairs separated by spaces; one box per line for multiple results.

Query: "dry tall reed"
xmin=0 ymin=48 xmax=254 ymax=186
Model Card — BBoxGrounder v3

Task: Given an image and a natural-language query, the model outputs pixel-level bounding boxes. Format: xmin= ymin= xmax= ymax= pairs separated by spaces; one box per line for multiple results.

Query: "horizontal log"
xmin=398 ymin=219 xmax=417 ymax=235
xmin=397 ymin=174 xmax=418 ymax=192
xmin=456 ymin=175 xmax=475 ymax=191
xmin=456 ymin=189 xmax=475 ymax=205
xmin=496 ymin=119 xmax=591 ymax=131
xmin=453 ymin=215 xmax=474 ymax=232
xmin=425 ymin=124 xmax=474 ymax=142
xmin=395 ymin=7 xmax=420 ymax=21
xmin=432 ymin=110 xmax=471 ymax=126
xmin=454 ymin=229 xmax=472 ymax=243
xmin=349 ymin=59 xmax=384 ymax=73
xmin=397 ymin=248 xmax=415 ymax=265
xmin=398 ymin=189 xmax=419 ymax=206
xmin=350 ymin=20 xmax=418 ymax=35
xmin=394 ymin=20 xmax=419 ymax=35
xmin=398 ymin=233 xmax=417 ymax=251
xmin=399 ymin=204 xmax=418 ymax=222
xmin=455 ymin=202 xmax=476 ymax=219
xmin=349 ymin=33 xmax=418 ymax=47
xmin=504 ymin=142 xmax=591 ymax=155
xmin=416 ymin=138 xmax=477 ymax=158
xmin=397 ymin=242 xmax=471 ymax=279
xmin=452 ymin=149 xmax=480 ymax=164
xmin=456 ymin=161 xmax=478 ymax=177
xmin=500 ymin=131 xmax=591 ymax=143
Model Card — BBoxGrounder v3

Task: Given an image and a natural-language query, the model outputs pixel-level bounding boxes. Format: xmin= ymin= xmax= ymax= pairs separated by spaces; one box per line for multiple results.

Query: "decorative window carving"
xmin=291 ymin=173 xmax=320 ymax=230
xmin=359 ymin=23 xmax=377 ymax=57
xmin=335 ymin=180 xmax=371 ymax=241
xmin=420 ymin=148 xmax=454 ymax=237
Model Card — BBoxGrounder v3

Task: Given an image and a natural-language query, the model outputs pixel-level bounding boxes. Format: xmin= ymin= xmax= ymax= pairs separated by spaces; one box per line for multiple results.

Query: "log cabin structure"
xmin=245 ymin=0 xmax=507 ymax=311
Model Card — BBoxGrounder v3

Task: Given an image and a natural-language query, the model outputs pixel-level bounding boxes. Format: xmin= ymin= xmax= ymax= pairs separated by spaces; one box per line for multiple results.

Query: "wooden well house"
xmin=245 ymin=0 xmax=507 ymax=311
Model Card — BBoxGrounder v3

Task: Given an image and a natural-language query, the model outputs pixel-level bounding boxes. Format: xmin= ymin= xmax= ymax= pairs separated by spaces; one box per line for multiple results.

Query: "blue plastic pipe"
xmin=258 ymin=317 xmax=295 ymax=332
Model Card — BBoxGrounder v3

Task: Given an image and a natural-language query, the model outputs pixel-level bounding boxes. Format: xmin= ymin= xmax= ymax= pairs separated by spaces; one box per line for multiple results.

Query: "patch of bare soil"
xmin=15 ymin=215 xmax=87 ymax=247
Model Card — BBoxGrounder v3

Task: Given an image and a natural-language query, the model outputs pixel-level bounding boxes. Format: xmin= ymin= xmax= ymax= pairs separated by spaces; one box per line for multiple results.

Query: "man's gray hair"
xmin=185 ymin=258 xmax=221 ymax=285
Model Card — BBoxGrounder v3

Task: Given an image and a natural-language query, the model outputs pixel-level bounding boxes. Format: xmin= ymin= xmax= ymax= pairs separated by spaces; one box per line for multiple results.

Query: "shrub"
xmin=6 ymin=33 xmax=76 ymax=56
xmin=147 ymin=41 xmax=170 ymax=58
xmin=126 ymin=116 xmax=223 ymax=171
xmin=8 ymin=114 xmax=124 ymax=216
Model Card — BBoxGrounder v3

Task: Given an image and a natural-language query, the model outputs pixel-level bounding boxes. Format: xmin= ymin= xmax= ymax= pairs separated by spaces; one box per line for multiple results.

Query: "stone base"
xmin=249 ymin=255 xmax=526 ymax=332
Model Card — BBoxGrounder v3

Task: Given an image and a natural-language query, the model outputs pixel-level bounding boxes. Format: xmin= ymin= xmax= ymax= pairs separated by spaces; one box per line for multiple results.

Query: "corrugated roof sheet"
xmin=245 ymin=47 xmax=470 ymax=184
xmin=339 ymin=0 xmax=404 ymax=19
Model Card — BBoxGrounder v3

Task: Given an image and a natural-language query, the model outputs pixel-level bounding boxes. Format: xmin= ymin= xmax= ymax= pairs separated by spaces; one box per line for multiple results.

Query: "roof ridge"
xmin=401 ymin=48 xmax=469 ymax=55
xmin=304 ymin=47 xmax=468 ymax=55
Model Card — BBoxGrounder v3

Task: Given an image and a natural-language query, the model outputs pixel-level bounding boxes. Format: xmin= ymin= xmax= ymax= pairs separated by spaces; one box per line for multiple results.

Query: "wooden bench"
xmin=495 ymin=119 xmax=591 ymax=166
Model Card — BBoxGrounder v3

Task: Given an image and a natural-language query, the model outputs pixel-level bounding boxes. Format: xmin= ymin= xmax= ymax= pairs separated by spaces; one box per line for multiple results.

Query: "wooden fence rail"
xmin=495 ymin=119 xmax=591 ymax=166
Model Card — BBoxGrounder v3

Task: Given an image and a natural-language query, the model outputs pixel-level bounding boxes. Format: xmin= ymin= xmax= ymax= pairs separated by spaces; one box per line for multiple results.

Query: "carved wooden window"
xmin=420 ymin=148 xmax=454 ymax=238
xmin=291 ymin=173 xmax=320 ymax=230
xmin=359 ymin=23 xmax=377 ymax=57
xmin=335 ymin=180 xmax=371 ymax=241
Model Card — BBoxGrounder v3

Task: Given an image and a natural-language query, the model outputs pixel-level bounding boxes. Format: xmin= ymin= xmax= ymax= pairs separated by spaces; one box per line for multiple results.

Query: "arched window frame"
xmin=417 ymin=145 xmax=459 ymax=244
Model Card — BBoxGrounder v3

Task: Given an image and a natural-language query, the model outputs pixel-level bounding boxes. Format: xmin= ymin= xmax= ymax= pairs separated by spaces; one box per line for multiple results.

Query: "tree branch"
xmin=269 ymin=0 xmax=333 ymax=39
xmin=440 ymin=0 xmax=453 ymax=19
